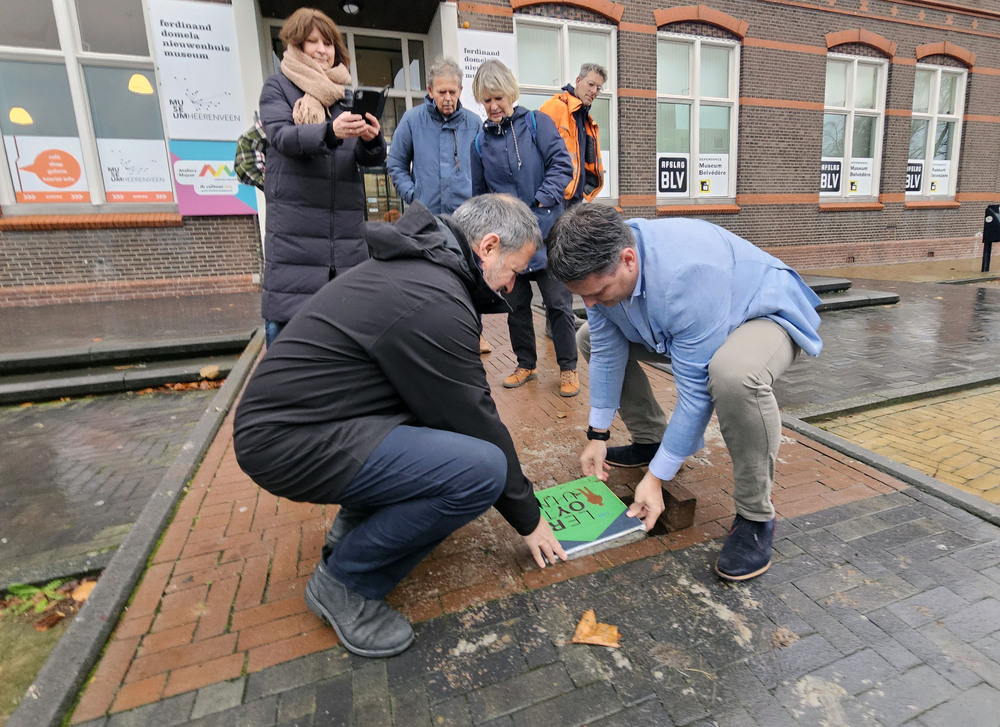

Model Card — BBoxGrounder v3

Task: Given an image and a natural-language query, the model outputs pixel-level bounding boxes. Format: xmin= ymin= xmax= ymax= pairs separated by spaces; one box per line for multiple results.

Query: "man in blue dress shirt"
xmin=547 ymin=204 xmax=822 ymax=581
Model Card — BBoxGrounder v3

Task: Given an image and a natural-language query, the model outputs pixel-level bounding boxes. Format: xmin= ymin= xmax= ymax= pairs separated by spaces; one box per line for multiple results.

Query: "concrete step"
xmin=0 ymin=354 xmax=240 ymax=405
xmin=0 ymin=333 xmax=253 ymax=376
xmin=815 ymin=287 xmax=900 ymax=311
xmin=802 ymin=275 xmax=853 ymax=294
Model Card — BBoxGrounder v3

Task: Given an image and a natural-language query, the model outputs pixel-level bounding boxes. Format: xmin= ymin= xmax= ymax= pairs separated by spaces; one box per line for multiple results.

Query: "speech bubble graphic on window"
xmin=18 ymin=149 xmax=82 ymax=188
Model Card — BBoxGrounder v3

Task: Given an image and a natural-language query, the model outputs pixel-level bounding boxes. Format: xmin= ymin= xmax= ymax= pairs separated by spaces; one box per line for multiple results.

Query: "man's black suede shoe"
xmin=305 ymin=562 xmax=415 ymax=658
xmin=715 ymin=514 xmax=775 ymax=581
xmin=605 ymin=442 xmax=661 ymax=468
xmin=321 ymin=508 xmax=368 ymax=563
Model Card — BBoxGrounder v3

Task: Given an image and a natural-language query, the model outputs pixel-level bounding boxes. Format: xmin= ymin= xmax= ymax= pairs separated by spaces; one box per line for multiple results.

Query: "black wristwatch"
xmin=586 ymin=426 xmax=611 ymax=441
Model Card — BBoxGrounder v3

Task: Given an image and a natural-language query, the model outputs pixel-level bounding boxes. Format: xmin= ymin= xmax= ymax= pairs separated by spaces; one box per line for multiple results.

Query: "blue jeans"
xmin=264 ymin=320 xmax=285 ymax=348
xmin=327 ymin=425 xmax=507 ymax=599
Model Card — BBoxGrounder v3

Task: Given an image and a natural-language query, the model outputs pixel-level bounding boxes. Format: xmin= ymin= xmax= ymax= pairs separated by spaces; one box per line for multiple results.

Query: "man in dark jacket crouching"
xmin=233 ymin=194 xmax=567 ymax=658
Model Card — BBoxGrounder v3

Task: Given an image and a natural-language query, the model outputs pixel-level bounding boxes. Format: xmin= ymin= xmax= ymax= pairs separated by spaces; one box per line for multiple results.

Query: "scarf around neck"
xmin=280 ymin=46 xmax=351 ymax=125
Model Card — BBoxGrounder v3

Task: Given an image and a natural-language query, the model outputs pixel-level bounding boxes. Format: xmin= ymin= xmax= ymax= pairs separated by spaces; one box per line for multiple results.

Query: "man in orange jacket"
xmin=539 ymin=63 xmax=607 ymax=206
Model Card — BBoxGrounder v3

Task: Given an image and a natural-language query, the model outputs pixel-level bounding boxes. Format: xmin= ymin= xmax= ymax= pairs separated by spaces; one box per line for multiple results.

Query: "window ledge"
xmin=904 ymin=200 xmax=961 ymax=210
xmin=818 ymin=202 xmax=884 ymax=212
xmin=0 ymin=213 xmax=183 ymax=231
xmin=656 ymin=203 xmax=741 ymax=216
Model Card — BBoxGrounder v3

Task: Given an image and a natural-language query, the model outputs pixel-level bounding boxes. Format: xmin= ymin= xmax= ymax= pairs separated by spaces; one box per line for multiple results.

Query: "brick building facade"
xmin=1 ymin=0 xmax=997 ymax=306
xmin=462 ymin=0 xmax=999 ymax=269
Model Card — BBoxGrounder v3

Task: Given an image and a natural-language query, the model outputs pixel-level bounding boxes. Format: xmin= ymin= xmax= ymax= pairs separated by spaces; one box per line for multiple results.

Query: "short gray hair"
xmin=472 ymin=59 xmax=519 ymax=104
xmin=547 ymin=204 xmax=632 ymax=282
xmin=578 ymin=63 xmax=608 ymax=83
xmin=452 ymin=194 xmax=541 ymax=255
xmin=428 ymin=56 xmax=462 ymax=87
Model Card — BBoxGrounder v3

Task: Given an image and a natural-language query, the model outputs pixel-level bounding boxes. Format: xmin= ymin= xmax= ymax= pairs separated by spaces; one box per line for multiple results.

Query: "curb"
xmin=782 ymin=414 xmax=1000 ymax=529
xmin=0 ymin=333 xmax=253 ymax=375
xmin=781 ymin=370 xmax=1000 ymax=421
xmin=7 ymin=328 xmax=264 ymax=727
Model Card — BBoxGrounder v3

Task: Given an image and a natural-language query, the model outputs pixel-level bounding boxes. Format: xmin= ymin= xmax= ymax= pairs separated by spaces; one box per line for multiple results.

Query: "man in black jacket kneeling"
xmin=233 ymin=194 xmax=567 ymax=658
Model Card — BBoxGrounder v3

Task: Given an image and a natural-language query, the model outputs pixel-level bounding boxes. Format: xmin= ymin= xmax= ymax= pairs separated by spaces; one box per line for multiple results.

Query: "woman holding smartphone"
xmin=258 ymin=7 xmax=386 ymax=346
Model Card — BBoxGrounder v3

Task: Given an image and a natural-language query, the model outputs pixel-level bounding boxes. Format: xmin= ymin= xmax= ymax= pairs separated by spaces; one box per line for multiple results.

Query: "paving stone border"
xmin=8 ymin=330 xmax=264 ymax=727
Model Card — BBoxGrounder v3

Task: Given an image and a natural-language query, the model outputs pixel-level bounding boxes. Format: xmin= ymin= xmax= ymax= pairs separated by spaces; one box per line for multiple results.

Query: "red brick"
xmin=231 ymin=595 xmax=307 ymax=632
xmin=663 ymin=522 xmax=727 ymax=551
xmin=185 ymin=524 xmax=228 ymax=545
xmin=225 ymin=497 xmax=258 ymax=536
xmin=233 ymin=554 xmax=270 ymax=611
xmin=440 ymin=577 xmax=527 ymax=613
xmin=194 ymin=576 xmax=240 ymax=641
xmin=265 ymin=574 xmax=309 ymax=603
xmin=126 ymin=633 xmax=237 ymax=683
xmin=172 ymin=552 xmax=221 ymax=578
xmin=140 ymin=622 xmax=196 ymax=655
xmin=70 ymin=636 xmax=140 ymax=723
xmin=110 ymin=674 xmax=166 ymax=713
xmin=238 ymin=611 xmax=319 ymax=651
xmin=776 ymin=495 xmax=831 ymax=519
xmin=114 ymin=613 xmax=154 ymax=639
xmin=162 ymin=653 xmax=245 ymax=698
xmin=160 ymin=583 xmax=208 ymax=614
xmin=246 ymin=628 xmax=340 ymax=673
xmin=221 ymin=539 xmax=272 ymax=564
xmin=595 ymin=535 xmax=668 ymax=567
xmin=522 ymin=556 xmax=602 ymax=590
xmin=126 ymin=563 xmax=174 ymax=619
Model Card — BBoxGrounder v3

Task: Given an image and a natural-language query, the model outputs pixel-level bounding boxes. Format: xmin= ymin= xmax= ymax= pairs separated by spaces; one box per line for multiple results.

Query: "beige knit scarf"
xmin=280 ymin=46 xmax=351 ymax=125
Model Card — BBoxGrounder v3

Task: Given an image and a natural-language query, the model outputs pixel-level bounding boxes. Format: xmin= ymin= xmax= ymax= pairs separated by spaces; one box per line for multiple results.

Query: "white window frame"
xmin=655 ymin=33 xmax=740 ymax=201
xmin=512 ymin=16 xmax=618 ymax=201
xmin=820 ymin=53 xmax=888 ymax=199
xmin=0 ymin=0 xmax=168 ymax=213
xmin=906 ymin=64 xmax=966 ymax=198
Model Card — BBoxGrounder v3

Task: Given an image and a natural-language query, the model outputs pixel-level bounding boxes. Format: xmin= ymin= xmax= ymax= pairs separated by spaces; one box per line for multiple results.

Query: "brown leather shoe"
xmin=479 ymin=335 xmax=492 ymax=354
xmin=559 ymin=369 xmax=580 ymax=397
xmin=503 ymin=367 xmax=537 ymax=388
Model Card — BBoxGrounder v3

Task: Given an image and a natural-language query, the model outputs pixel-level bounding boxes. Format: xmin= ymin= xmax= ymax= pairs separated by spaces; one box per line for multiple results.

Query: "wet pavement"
xmin=0 ymin=390 xmax=217 ymax=589
xmin=8 ymin=261 xmax=1000 ymax=727
xmin=775 ymin=277 xmax=1000 ymax=417
xmin=0 ymin=292 xmax=261 ymax=589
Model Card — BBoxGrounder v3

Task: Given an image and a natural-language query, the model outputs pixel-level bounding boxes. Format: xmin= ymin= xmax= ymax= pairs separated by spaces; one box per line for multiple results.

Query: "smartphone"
xmin=350 ymin=86 xmax=388 ymax=124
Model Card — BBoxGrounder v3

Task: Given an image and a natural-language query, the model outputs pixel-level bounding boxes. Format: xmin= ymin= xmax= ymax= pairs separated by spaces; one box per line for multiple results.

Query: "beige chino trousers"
xmin=578 ymin=318 xmax=800 ymax=521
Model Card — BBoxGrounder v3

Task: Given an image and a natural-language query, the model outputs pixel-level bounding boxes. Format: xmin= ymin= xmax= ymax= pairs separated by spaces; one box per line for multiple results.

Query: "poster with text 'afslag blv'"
xmin=536 ymin=476 xmax=646 ymax=560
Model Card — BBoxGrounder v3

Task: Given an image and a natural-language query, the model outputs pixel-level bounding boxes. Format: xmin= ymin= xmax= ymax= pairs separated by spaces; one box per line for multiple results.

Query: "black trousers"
xmin=503 ymin=268 xmax=578 ymax=371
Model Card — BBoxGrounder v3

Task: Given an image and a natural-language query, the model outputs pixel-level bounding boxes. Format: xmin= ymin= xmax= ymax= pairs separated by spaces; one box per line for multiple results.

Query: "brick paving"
xmin=0 ymin=389 xmax=217 ymax=588
xmin=68 ymin=313 xmax=919 ymax=726
xmin=816 ymin=383 xmax=1000 ymax=505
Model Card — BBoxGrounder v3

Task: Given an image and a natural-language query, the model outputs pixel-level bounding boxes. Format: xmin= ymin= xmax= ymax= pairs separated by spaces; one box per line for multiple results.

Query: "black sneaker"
xmin=715 ymin=514 xmax=775 ymax=581
xmin=605 ymin=442 xmax=661 ymax=468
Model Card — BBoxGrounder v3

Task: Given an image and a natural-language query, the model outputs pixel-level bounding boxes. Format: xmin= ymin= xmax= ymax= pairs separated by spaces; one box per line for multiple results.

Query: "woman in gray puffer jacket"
xmin=259 ymin=7 xmax=386 ymax=346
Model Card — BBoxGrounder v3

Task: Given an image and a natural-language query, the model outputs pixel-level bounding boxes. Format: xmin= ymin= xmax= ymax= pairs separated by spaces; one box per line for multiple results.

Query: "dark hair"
xmin=547 ymin=204 xmax=633 ymax=282
xmin=279 ymin=7 xmax=349 ymax=68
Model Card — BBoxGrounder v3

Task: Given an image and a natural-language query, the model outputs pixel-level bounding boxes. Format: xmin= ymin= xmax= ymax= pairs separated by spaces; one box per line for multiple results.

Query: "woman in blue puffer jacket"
xmin=470 ymin=60 xmax=580 ymax=398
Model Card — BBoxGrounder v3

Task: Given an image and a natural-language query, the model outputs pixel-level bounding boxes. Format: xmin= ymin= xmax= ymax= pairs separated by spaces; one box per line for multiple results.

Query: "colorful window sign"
xmin=3 ymin=135 xmax=90 ymax=203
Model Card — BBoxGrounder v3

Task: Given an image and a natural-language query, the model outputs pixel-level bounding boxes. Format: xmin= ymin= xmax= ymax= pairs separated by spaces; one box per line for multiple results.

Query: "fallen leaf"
xmin=72 ymin=581 xmax=97 ymax=603
xmin=200 ymin=364 xmax=221 ymax=380
xmin=571 ymin=609 xmax=621 ymax=648
xmin=34 ymin=611 xmax=66 ymax=631
xmin=557 ymin=413 xmax=568 ymax=419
